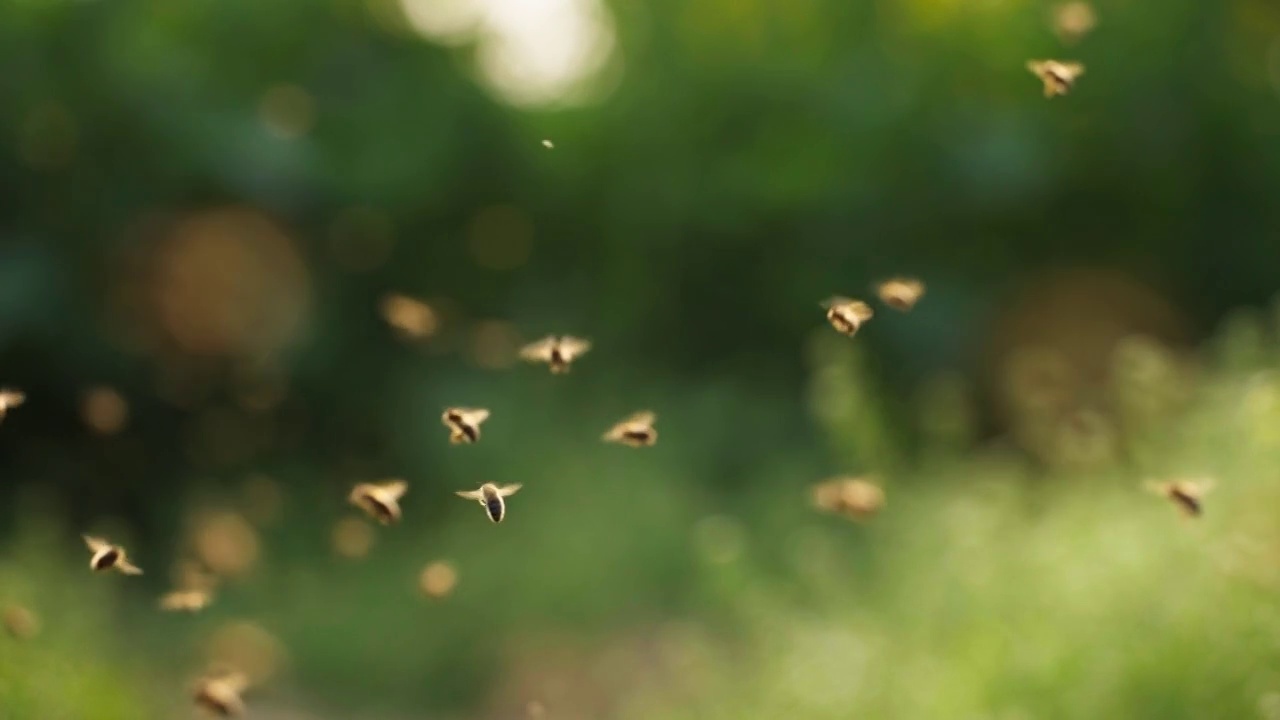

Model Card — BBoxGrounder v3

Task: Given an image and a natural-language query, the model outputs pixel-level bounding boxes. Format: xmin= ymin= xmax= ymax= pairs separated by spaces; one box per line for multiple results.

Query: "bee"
xmin=603 ymin=410 xmax=658 ymax=448
xmin=0 ymin=388 xmax=25 ymax=423
xmin=811 ymin=477 xmax=886 ymax=520
xmin=83 ymin=535 xmax=143 ymax=575
xmin=519 ymin=335 xmax=592 ymax=374
xmin=820 ymin=297 xmax=874 ymax=337
xmin=3 ymin=605 xmax=40 ymax=640
xmin=455 ymin=482 xmax=523 ymax=523
xmin=192 ymin=668 xmax=250 ymax=717
xmin=1144 ymin=477 xmax=1215 ymax=518
xmin=1026 ymin=59 xmax=1085 ymax=98
xmin=160 ymin=588 xmax=214 ymax=613
xmin=875 ymin=278 xmax=926 ymax=312
xmin=442 ymin=406 xmax=491 ymax=444
xmin=348 ymin=479 xmax=409 ymax=525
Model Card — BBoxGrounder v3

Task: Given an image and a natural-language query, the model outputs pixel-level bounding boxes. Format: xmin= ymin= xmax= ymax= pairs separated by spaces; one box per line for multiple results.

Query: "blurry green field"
xmin=5 ymin=308 xmax=1280 ymax=720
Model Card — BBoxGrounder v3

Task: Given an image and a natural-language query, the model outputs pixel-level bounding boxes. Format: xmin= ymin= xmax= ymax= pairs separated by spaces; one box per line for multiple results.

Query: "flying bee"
xmin=442 ymin=407 xmax=491 ymax=444
xmin=811 ymin=477 xmax=886 ymax=520
xmin=83 ymin=535 xmax=143 ymax=575
xmin=820 ymin=297 xmax=875 ymax=337
xmin=0 ymin=388 xmax=25 ymax=423
xmin=160 ymin=589 xmax=214 ymax=613
xmin=603 ymin=410 xmax=658 ymax=448
xmin=1144 ymin=477 xmax=1215 ymax=518
xmin=192 ymin=668 xmax=250 ymax=717
xmin=875 ymin=278 xmax=926 ymax=312
xmin=519 ymin=335 xmax=592 ymax=374
xmin=348 ymin=479 xmax=409 ymax=525
xmin=1026 ymin=59 xmax=1085 ymax=98
xmin=455 ymin=482 xmax=523 ymax=523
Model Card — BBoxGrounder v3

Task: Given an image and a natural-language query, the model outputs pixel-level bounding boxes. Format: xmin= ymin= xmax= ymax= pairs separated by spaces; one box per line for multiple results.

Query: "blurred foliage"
xmin=3 ymin=0 xmax=1280 ymax=717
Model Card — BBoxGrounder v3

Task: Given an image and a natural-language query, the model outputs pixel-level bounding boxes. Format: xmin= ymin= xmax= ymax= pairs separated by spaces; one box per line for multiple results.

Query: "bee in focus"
xmin=442 ymin=407 xmax=491 ymax=444
xmin=0 ymin=388 xmax=25 ymax=423
xmin=1144 ymin=477 xmax=1215 ymax=518
xmin=192 ymin=668 xmax=250 ymax=717
xmin=820 ymin=297 xmax=875 ymax=337
xmin=811 ymin=477 xmax=886 ymax=520
xmin=875 ymin=278 xmax=926 ymax=312
xmin=519 ymin=335 xmax=592 ymax=374
xmin=348 ymin=479 xmax=409 ymax=525
xmin=602 ymin=410 xmax=658 ymax=448
xmin=455 ymin=482 xmax=523 ymax=523
xmin=1026 ymin=60 xmax=1085 ymax=98
xmin=83 ymin=535 xmax=143 ymax=575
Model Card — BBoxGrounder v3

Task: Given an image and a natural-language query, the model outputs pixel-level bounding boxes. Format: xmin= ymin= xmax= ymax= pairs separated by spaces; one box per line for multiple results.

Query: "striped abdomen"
xmin=485 ymin=498 xmax=505 ymax=523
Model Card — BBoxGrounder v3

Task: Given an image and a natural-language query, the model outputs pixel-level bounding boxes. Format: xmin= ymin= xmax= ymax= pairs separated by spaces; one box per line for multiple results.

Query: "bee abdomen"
xmin=486 ymin=498 xmax=504 ymax=522
xmin=94 ymin=549 xmax=119 ymax=570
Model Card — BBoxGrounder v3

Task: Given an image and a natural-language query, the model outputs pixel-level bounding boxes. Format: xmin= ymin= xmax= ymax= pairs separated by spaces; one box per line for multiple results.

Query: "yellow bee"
xmin=519 ymin=335 xmax=592 ymax=374
xmin=83 ymin=535 xmax=143 ymax=575
xmin=1144 ymin=477 xmax=1214 ymax=518
xmin=1027 ymin=59 xmax=1085 ymax=98
xmin=820 ymin=297 xmax=874 ymax=337
xmin=602 ymin=411 xmax=658 ymax=448
xmin=875 ymin=278 xmax=926 ymax=312
xmin=348 ymin=479 xmax=409 ymax=525
xmin=455 ymin=482 xmax=523 ymax=523
xmin=811 ymin=477 xmax=886 ymax=520
xmin=160 ymin=588 xmax=214 ymax=613
xmin=0 ymin=388 xmax=25 ymax=423
xmin=192 ymin=668 xmax=250 ymax=717
xmin=442 ymin=407 xmax=491 ymax=444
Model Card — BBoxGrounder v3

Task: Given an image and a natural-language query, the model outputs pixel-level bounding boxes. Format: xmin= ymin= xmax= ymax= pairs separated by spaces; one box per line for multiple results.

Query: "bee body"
xmin=520 ymin=335 xmax=591 ymax=374
xmin=456 ymin=482 xmax=523 ymax=523
xmin=1027 ymin=60 xmax=1085 ymax=98
xmin=349 ymin=480 xmax=408 ymax=525
xmin=443 ymin=407 xmax=489 ymax=444
xmin=603 ymin=411 xmax=658 ymax=448
xmin=486 ymin=497 xmax=506 ymax=523
xmin=83 ymin=535 xmax=143 ymax=575
xmin=821 ymin=297 xmax=874 ymax=337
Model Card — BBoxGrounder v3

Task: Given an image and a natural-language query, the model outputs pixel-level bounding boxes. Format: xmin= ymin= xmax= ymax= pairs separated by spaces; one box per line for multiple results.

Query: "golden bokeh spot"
xmin=3 ymin=605 xmax=40 ymax=640
xmin=20 ymin=101 xmax=78 ymax=171
xmin=232 ymin=360 xmax=290 ymax=413
xmin=418 ymin=560 xmax=458 ymax=599
xmin=332 ymin=517 xmax=376 ymax=559
xmin=151 ymin=207 xmax=311 ymax=358
xmin=468 ymin=205 xmax=534 ymax=271
xmin=526 ymin=700 xmax=547 ymax=718
xmin=190 ymin=509 xmax=261 ymax=578
xmin=380 ymin=293 xmax=439 ymax=340
xmin=205 ymin=620 xmax=287 ymax=685
xmin=329 ymin=206 xmax=396 ymax=272
xmin=470 ymin=319 xmax=521 ymax=369
xmin=81 ymin=386 xmax=129 ymax=435
xmin=240 ymin=474 xmax=285 ymax=527
xmin=1052 ymin=1 xmax=1097 ymax=44
xmin=258 ymin=83 xmax=315 ymax=140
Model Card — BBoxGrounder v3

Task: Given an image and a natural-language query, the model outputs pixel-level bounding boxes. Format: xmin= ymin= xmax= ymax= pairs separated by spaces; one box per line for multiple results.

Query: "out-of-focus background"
xmin=3 ymin=0 xmax=1280 ymax=718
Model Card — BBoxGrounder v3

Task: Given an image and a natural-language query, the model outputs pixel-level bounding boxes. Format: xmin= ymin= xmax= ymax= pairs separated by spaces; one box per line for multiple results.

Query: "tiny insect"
xmin=811 ymin=477 xmax=886 ymax=520
xmin=875 ymin=278 xmax=926 ymax=312
xmin=160 ymin=588 xmax=214 ymax=613
xmin=0 ymin=388 xmax=25 ymax=423
xmin=820 ymin=297 xmax=875 ymax=337
xmin=348 ymin=479 xmax=409 ymax=525
xmin=83 ymin=535 xmax=143 ymax=575
xmin=455 ymin=482 xmax=523 ymax=523
xmin=603 ymin=410 xmax=658 ymax=448
xmin=193 ymin=668 xmax=250 ymax=717
xmin=542 ymin=139 xmax=554 ymax=149
xmin=1027 ymin=59 xmax=1085 ymax=98
xmin=519 ymin=335 xmax=592 ymax=374
xmin=442 ymin=407 xmax=491 ymax=444
xmin=1144 ymin=478 xmax=1215 ymax=518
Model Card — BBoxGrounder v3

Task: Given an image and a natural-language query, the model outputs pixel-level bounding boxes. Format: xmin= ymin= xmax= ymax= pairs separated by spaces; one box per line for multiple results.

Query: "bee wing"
xmin=558 ymin=336 xmax=592 ymax=359
xmin=455 ymin=489 xmax=485 ymax=501
xmin=82 ymin=535 xmax=109 ymax=553
xmin=497 ymin=483 xmax=523 ymax=497
xmin=379 ymin=480 xmax=409 ymax=500
xmin=1026 ymin=59 xmax=1047 ymax=75
xmin=1061 ymin=62 xmax=1085 ymax=77
xmin=348 ymin=483 xmax=374 ymax=504
xmin=624 ymin=410 xmax=656 ymax=427
xmin=519 ymin=336 xmax=557 ymax=362
xmin=117 ymin=558 xmax=144 ymax=575
xmin=458 ymin=408 xmax=490 ymax=425
xmin=849 ymin=301 xmax=874 ymax=322
xmin=0 ymin=389 xmax=25 ymax=406
xmin=820 ymin=296 xmax=856 ymax=309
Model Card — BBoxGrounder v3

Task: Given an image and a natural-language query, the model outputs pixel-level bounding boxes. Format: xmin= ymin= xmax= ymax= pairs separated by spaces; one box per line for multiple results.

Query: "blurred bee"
xmin=820 ymin=297 xmax=874 ymax=337
xmin=1026 ymin=60 xmax=1085 ymax=98
xmin=811 ymin=477 xmax=886 ymax=520
xmin=875 ymin=278 xmax=926 ymax=312
xmin=442 ymin=407 xmax=491 ymax=444
xmin=83 ymin=535 xmax=143 ymax=575
xmin=0 ymin=388 xmax=25 ymax=423
xmin=1051 ymin=1 xmax=1097 ymax=45
xmin=1144 ymin=477 xmax=1215 ymax=518
xmin=348 ymin=479 xmax=409 ymax=525
xmin=455 ymin=482 xmax=523 ymax=523
xmin=519 ymin=335 xmax=592 ymax=374
xmin=193 ymin=668 xmax=250 ymax=717
xmin=603 ymin=410 xmax=658 ymax=448
xmin=160 ymin=589 xmax=213 ymax=612
xmin=3 ymin=605 xmax=40 ymax=640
